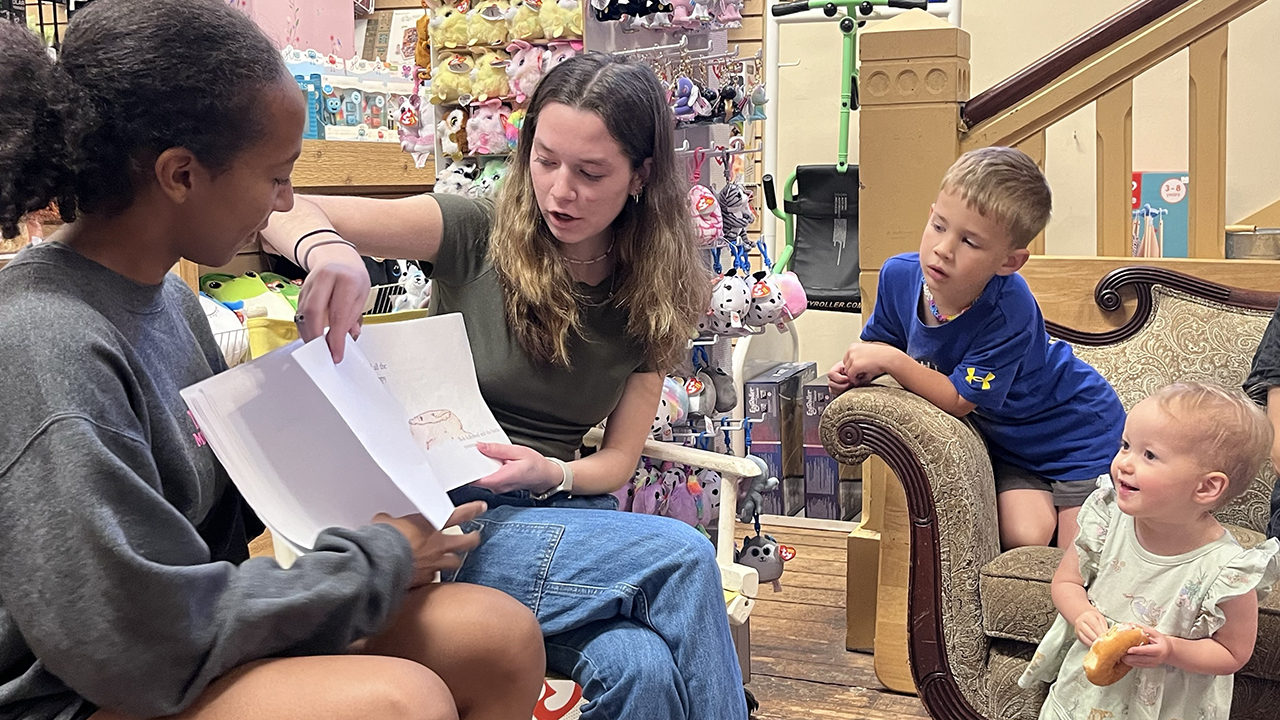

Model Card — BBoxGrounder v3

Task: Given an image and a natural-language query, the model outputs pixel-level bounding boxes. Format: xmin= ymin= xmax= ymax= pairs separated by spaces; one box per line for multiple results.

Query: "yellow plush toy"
xmin=429 ymin=0 xmax=471 ymax=49
xmin=468 ymin=0 xmax=510 ymax=47
xmin=539 ymin=0 xmax=582 ymax=41
xmin=505 ymin=0 xmax=544 ymax=42
xmin=431 ymin=53 xmax=475 ymax=104
xmin=470 ymin=48 xmax=511 ymax=103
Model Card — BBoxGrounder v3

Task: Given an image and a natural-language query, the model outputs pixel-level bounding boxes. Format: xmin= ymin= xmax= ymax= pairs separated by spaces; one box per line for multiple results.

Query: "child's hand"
xmin=828 ymin=361 xmax=852 ymax=395
xmin=1074 ymin=610 xmax=1110 ymax=646
xmin=841 ymin=343 xmax=898 ymax=386
xmin=1123 ymin=627 xmax=1172 ymax=669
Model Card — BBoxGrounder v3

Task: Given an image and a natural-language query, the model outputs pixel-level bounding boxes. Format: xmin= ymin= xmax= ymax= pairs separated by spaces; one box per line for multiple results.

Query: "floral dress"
xmin=1018 ymin=476 xmax=1280 ymax=720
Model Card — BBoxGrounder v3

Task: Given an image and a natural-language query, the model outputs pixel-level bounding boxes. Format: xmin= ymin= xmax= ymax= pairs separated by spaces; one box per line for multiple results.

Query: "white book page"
xmin=181 ymin=341 xmax=419 ymax=549
xmin=292 ymin=339 xmax=454 ymax=530
xmin=356 ymin=313 xmax=507 ymax=490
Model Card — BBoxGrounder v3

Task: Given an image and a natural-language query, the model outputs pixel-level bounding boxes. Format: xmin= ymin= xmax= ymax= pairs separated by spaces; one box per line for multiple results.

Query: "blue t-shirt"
xmin=861 ymin=253 xmax=1124 ymax=482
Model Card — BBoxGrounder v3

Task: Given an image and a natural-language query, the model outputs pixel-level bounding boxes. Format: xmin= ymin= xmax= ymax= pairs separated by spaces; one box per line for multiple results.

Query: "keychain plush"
xmin=672 ymin=77 xmax=698 ymax=123
xmin=737 ymin=454 xmax=778 ymax=522
xmin=415 ymin=9 xmax=433 ymax=68
xmin=735 ymin=533 xmax=794 ymax=592
xmin=431 ymin=53 xmax=475 ymax=104
xmin=470 ymin=47 xmax=511 ymax=103
xmin=430 ymin=0 xmax=472 ymax=49
xmin=466 ymin=99 xmax=512 ymax=155
xmin=505 ymin=40 xmax=546 ymax=103
xmin=506 ymin=0 xmax=545 ymax=40
xmin=707 ymin=269 xmax=752 ymax=336
xmin=717 ymin=181 xmax=754 ymax=248
xmin=651 ymin=376 xmax=690 ymax=441
xmin=693 ymin=468 xmax=722 ymax=528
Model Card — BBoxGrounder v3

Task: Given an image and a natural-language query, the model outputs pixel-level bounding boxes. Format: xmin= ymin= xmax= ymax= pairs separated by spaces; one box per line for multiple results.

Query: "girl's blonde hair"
xmin=1152 ymin=381 xmax=1274 ymax=507
xmin=489 ymin=53 xmax=711 ymax=372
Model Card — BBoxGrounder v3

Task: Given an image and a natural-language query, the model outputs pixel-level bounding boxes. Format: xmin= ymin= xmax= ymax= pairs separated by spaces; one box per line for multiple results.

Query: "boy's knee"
xmin=462 ymin=588 xmax=546 ymax=681
xmin=999 ymin=516 xmax=1056 ymax=549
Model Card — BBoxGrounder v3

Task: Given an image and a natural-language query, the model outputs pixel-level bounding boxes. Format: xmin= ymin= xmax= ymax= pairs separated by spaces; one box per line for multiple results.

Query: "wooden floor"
xmin=740 ymin=523 xmax=930 ymax=720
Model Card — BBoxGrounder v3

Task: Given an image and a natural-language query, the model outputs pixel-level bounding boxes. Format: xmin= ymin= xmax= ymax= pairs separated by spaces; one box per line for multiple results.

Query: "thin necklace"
xmin=561 ymin=239 xmax=615 ymax=265
xmin=922 ymin=281 xmax=970 ymax=323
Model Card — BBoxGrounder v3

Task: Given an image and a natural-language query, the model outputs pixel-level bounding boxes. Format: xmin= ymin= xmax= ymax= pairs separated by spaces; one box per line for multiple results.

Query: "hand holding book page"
xmin=181 ymin=313 xmax=508 ymax=551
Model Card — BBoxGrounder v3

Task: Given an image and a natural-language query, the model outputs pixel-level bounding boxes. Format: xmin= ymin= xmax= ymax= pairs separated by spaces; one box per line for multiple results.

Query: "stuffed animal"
xmin=260 ymin=272 xmax=301 ymax=310
xmin=735 ymin=533 xmax=793 ymax=591
xmin=707 ymin=269 xmax=751 ymax=335
xmin=505 ymin=40 xmax=545 ymax=104
xmin=743 ymin=271 xmax=786 ymax=327
xmin=661 ymin=465 xmax=701 ymax=527
xmin=430 ymin=0 xmax=472 ymax=49
xmin=466 ymin=99 xmax=511 ymax=155
xmin=774 ymin=270 xmax=808 ymax=323
xmin=431 ymin=53 xmax=475 ymax=104
xmin=505 ymin=108 xmax=525 ymax=151
xmin=437 ymin=107 xmax=468 ymax=158
xmin=684 ymin=371 xmax=717 ymax=420
xmin=470 ymin=48 xmax=511 ymax=103
xmin=708 ymin=366 xmax=737 ymax=413
xmin=435 ymin=157 xmax=482 ymax=194
xmin=737 ymin=454 xmax=778 ymax=522
xmin=651 ymin=375 xmax=690 ymax=440
xmin=393 ymin=265 xmax=431 ymax=312
xmin=540 ymin=0 xmax=583 ymax=40
xmin=717 ymin=182 xmax=754 ymax=248
xmin=749 ymin=84 xmax=769 ymax=122
xmin=632 ymin=470 xmax=668 ymax=516
xmin=398 ymin=93 xmax=435 ymax=158
xmin=689 ymin=183 xmax=722 ymax=247
xmin=541 ymin=39 xmax=582 ymax=73
xmin=670 ymin=0 xmax=696 ymax=27
xmin=468 ymin=0 xmax=510 ymax=46
xmin=200 ymin=272 xmax=296 ymax=321
xmin=199 ymin=294 xmax=248 ymax=367
xmin=470 ymin=159 xmax=509 ymax=197
xmin=414 ymin=11 xmax=433 ymax=68
xmin=713 ymin=0 xmax=743 ymax=25
xmin=673 ymin=77 xmax=697 ymax=122
xmin=506 ymin=0 xmax=545 ymax=41
xmin=694 ymin=468 xmax=722 ymax=528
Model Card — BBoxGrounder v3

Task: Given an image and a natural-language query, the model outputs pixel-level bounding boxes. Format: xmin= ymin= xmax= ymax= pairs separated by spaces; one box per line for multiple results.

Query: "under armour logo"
xmin=965 ymin=368 xmax=995 ymax=390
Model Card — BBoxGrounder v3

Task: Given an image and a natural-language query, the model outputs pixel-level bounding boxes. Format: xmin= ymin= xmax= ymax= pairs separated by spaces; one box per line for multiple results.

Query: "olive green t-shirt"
xmin=427 ymin=194 xmax=648 ymax=461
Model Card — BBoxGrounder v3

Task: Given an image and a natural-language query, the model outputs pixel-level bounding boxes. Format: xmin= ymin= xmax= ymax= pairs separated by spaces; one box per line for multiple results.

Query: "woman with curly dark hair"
xmin=0 ymin=3 xmax=546 ymax=719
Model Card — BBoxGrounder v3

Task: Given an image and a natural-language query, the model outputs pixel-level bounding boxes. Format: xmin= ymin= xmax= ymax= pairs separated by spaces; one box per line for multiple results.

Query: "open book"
xmin=181 ymin=313 xmax=508 ymax=552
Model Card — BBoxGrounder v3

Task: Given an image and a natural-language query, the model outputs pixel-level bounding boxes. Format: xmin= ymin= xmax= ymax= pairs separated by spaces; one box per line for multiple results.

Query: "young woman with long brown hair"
xmin=263 ymin=52 xmax=748 ymax=720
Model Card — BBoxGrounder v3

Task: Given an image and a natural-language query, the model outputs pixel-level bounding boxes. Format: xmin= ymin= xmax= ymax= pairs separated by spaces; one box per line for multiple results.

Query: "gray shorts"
xmin=992 ymin=459 xmax=1097 ymax=508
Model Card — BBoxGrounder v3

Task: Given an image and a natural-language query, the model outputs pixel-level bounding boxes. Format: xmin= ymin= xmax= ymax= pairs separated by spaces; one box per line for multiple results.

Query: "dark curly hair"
xmin=0 ymin=0 xmax=288 ymax=238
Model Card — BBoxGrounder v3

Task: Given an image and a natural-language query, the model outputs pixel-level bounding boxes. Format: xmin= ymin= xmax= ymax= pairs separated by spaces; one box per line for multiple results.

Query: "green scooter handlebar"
xmin=771 ymin=0 xmax=929 ymax=17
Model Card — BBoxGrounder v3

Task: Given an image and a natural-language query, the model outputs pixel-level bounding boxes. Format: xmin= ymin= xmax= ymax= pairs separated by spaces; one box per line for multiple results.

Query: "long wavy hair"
xmin=489 ymin=53 xmax=711 ymax=372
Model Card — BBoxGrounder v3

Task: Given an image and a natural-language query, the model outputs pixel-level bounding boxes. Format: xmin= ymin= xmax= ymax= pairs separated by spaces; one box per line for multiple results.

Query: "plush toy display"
xmin=468 ymin=0 xmax=511 ymax=47
xmin=466 ymin=99 xmax=512 ymax=155
xmin=505 ymin=40 xmax=545 ymax=103
xmin=736 ymin=454 xmax=778 ymax=522
xmin=706 ymin=269 xmax=752 ymax=335
xmin=539 ymin=0 xmax=583 ymax=39
xmin=470 ymin=159 xmax=510 ymax=197
xmin=470 ymin=48 xmax=511 ymax=103
xmin=673 ymin=77 xmax=697 ymax=122
xmin=431 ymin=53 xmax=475 ymax=104
xmin=693 ymin=468 xmax=721 ymax=528
xmin=259 ymin=272 xmax=301 ymax=310
xmin=506 ymin=0 xmax=545 ymax=41
xmin=430 ymin=0 xmax=472 ymax=49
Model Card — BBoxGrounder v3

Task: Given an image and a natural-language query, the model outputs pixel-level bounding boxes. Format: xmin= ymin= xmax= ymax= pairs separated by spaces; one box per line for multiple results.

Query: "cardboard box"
xmin=802 ymin=383 xmax=863 ymax=520
xmin=744 ymin=362 xmax=817 ymax=516
xmin=1131 ymin=171 xmax=1190 ymax=258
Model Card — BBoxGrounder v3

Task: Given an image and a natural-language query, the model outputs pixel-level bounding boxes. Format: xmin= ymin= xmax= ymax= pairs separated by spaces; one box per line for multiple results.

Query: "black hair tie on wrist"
xmin=292 ymin=228 xmax=341 ymax=267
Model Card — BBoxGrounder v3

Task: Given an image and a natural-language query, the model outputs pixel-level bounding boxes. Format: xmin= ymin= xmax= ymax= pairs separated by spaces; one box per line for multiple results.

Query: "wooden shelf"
xmin=292 ymin=140 xmax=435 ymax=193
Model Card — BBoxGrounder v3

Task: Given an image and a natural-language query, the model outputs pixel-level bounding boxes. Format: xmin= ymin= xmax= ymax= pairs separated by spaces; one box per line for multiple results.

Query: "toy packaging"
xmin=283 ymin=48 xmax=416 ymax=144
xmin=744 ymin=362 xmax=817 ymax=516
xmin=801 ymin=383 xmax=861 ymax=521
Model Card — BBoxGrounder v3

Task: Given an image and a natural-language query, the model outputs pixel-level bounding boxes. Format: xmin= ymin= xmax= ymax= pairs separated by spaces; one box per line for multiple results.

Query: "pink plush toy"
xmin=506 ymin=40 xmax=546 ymax=103
xmin=542 ymin=39 xmax=582 ymax=73
xmin=688 ymin=184 xmax=722 ymax=246
xmin=466 ymin=99 xmax=511 ymax=155
xmin=774 ymin=270 xmax=808 ymax=323
xmin=632 ymin=470 xmax=667 ymax=516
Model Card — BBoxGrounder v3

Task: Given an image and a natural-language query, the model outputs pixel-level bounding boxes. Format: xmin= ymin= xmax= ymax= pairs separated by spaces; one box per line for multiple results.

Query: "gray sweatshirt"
xmin=0 ymin=243 xmax=414 ymax=720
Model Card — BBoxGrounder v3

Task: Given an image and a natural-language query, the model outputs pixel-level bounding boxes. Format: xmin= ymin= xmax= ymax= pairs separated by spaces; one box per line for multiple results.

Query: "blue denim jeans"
xmin=442 ymin=488 xmax=747 ymax=720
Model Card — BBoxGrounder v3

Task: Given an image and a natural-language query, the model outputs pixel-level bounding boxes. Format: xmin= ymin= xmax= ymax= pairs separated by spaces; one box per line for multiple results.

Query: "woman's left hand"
xmin=472 ymin=442 xmax=561 ymax=495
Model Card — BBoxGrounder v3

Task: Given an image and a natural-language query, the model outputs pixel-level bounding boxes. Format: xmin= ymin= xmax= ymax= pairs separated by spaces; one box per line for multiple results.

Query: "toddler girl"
xmin=1019 ymin=381 xmax=1280 ymax=719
